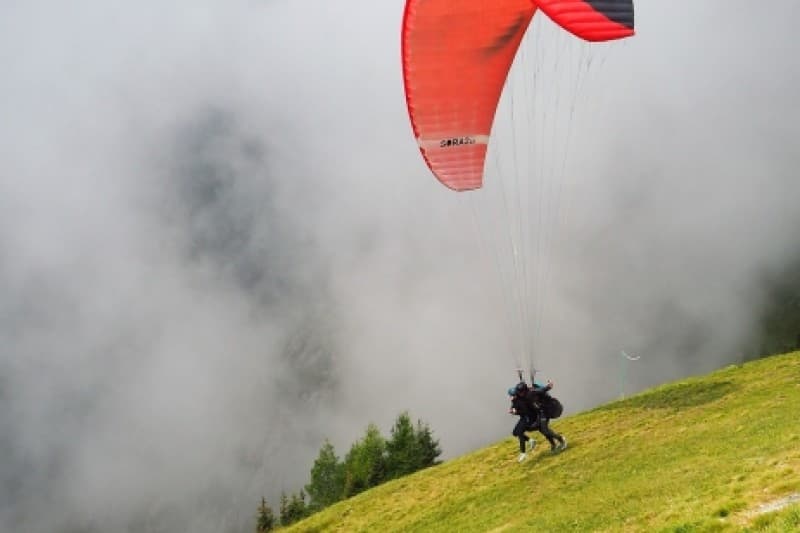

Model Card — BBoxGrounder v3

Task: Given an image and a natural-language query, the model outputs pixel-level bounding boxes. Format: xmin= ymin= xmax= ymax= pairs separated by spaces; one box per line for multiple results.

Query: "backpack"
xmin=541 ymin=395 xmax=563 ymax=419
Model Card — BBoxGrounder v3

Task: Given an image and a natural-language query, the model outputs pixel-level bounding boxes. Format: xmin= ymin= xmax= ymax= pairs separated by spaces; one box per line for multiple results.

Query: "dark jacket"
xmin=510 ymin=386 xmax=545 ymax=418
xmin=529 ymin=382 xmax=553 ymax=408
xmin=510 ymin=382 xmax=554 ymax=418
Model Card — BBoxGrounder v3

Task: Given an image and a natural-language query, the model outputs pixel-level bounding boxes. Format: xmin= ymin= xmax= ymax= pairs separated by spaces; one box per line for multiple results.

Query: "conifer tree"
xmin=287 ymin=490 xmax=307 ymax=523
xmin=305 ymin=439 xmax=344 ymax=510
xmin=278 ymin=492 xmax=289 ymax=525
xmin=415 ymin=419 xmax=442 ymax=468
xmin=342 ymin=423 xmax=386 ymax=497
xmin=279 ymin=490 xmax=307 ymax=526
xmin=386 ymin=411 xmax=418 ymax=478
xmin=256 ymin=497 xmax=275 ymax=532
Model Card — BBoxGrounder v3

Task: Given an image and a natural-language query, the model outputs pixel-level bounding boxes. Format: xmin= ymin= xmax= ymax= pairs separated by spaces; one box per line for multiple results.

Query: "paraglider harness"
xmin=515 ymin=369 xmax=563 ymax=420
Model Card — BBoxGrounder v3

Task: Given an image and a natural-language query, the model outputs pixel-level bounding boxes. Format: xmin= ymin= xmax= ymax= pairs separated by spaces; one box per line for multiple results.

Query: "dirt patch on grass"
xmin=753 ymin=492 xmax=800 ymax=515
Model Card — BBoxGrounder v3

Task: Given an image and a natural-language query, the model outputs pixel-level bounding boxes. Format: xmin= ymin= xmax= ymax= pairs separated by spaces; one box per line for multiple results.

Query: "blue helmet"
xmin=507 ymin=387 xmax=516 ymax=396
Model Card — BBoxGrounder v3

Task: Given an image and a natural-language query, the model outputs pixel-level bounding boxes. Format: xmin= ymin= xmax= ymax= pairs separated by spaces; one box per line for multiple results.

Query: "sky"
xmin=2 ymin=1 xmax=800 ymax=531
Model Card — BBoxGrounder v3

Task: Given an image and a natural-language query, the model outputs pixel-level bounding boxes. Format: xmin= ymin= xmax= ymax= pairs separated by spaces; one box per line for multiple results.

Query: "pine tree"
xmin=287 ymin=490 xmax=307 ymax=523
xmin=414 ymin=419 xmax=442 ymax=468
xmin=279 ymin=490 xmax=307 ymax=526
xmin=278 ymin=492 xmax=289 ymax=525
xmin=342 ymin=423 xmax=387 ymax=497
xmin=386 ymin=411 xmax=418 ymax=478
xmin=256 ymin=497 xmax=275 ymax=532
xmin=305 ymin=439 xmax=344 ymax=510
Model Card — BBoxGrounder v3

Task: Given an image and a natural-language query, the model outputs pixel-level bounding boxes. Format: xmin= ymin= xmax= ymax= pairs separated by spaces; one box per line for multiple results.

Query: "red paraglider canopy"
xmin=401 ymin=0 xmax=634 ymax=191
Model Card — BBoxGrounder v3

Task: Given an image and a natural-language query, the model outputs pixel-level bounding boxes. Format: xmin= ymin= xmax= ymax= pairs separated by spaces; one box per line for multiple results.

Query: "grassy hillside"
xmin=284 ymin=352 xmax=800 ymax=532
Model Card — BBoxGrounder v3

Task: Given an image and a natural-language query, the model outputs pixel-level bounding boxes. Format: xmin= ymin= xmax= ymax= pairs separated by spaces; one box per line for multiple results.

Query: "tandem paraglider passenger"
xmin=508 ymin=382 xmax=538 ymax=462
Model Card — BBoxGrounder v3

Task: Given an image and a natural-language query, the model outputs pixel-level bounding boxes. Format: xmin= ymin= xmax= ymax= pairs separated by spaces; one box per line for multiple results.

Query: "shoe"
xmin=559 ymin=437 xmax=567 ymax=451
xmin=528 ymin=439 xmax=537 ymax=452
xmin=518 ymin=452 xmax=527 ymax=463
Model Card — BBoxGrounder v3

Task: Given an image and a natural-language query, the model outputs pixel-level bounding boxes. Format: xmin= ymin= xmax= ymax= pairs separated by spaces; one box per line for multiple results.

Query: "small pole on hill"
xmin=619 ymin=350 xmax=641 ymax=399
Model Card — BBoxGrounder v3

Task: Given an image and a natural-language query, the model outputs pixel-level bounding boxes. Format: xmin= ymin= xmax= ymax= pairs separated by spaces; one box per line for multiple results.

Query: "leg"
xmin=537 ymin=417 xmax=564 ymax=450
xmin=512 ymin=417 xmax=530 ymax=453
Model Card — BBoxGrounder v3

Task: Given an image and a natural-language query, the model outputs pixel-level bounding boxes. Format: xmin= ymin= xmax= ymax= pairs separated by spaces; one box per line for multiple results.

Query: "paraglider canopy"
xmin=401 ymin=0 xmax=634 ymax=191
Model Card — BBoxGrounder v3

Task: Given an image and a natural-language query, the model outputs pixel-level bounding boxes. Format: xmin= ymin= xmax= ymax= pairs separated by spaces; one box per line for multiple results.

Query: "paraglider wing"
xmin=401 ymin=1 xmax=634 ymax=191
xmin=401 ymin=0 xmax=537 ymax=191
xmin=534 ymin=0 xmax=634 ymax=42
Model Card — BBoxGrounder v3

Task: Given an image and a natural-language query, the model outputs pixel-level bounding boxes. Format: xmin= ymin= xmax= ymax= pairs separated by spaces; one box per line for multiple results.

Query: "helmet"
xmin=515 ymin=382 xmax=529 ymax=394
xmin=507 ymin=387 xmax=517 ymax=396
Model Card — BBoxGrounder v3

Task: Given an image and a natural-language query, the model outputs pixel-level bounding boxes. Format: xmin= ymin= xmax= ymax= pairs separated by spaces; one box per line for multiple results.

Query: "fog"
xmin=1 ymin=1 xmax=799 ymax=531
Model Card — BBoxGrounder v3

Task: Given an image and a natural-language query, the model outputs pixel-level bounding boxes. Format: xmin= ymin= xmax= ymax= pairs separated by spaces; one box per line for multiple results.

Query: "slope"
xmin=283 ymin=352 xmax=800 ymax=532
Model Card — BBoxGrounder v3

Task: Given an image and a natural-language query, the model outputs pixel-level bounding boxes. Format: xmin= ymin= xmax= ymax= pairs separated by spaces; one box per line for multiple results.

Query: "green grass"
xmin=283 ymin=352 xmax=800 ymax=532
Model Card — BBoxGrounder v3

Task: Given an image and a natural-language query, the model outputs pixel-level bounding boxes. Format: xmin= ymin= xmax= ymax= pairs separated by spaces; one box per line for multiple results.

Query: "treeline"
xmin=755 ymin=256 xmax=800 ymax=357
xmin=256 ymin=411 xmax=442 ymax=531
